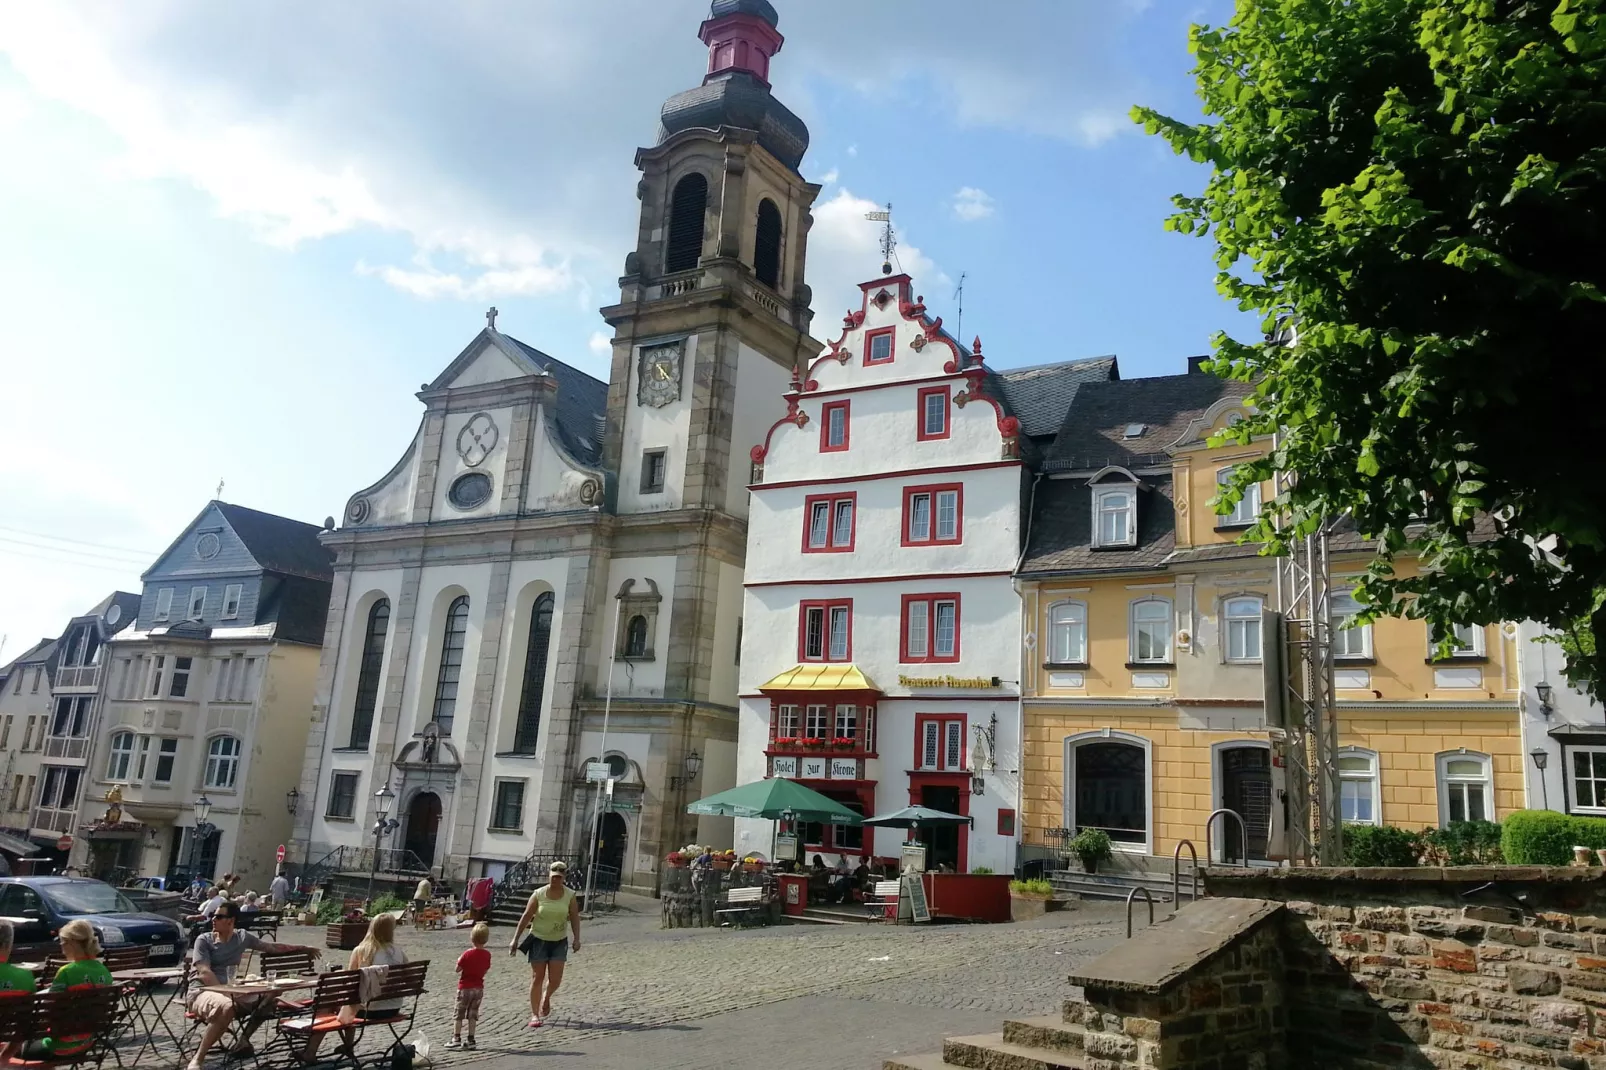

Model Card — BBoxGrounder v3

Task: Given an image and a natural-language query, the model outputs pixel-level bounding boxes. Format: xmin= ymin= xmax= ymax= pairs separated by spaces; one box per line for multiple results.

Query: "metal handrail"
xmin=1172 ymin=839 xmax=1199 ymax=913
xmin=1125 ymin=885 xmax=1155 ymax=938
xmin=1205 ymin=808 xmax=1251 ymax=868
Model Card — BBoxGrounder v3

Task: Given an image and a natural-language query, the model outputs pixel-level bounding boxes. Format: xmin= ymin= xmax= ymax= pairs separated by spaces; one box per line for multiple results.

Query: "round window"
xmin=448 ymin=472 xmax=493 ymax=510
xmin=196 ymin=533 xmax=221 ymax=559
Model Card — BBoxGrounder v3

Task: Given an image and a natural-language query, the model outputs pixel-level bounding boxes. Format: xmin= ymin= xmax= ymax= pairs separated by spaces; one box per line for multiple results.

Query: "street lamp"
xmin=285 ymin=786 xmax=300 ymax=815
xmin=1536 ymin=681 xmax=1555 ymax=716
xmin=670 ymin=751 xmax=703 ymax=789
xmin=189 ymin=793 xmax=215 ymax=884
xmin=366 ymin=785 xmax=396 ymax=904
xmin=1530 ymin=748 xmax=1551 ymax=810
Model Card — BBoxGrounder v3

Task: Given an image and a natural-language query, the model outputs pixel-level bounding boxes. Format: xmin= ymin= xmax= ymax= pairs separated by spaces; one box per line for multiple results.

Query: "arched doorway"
xmin=403 ymin=792 xmax=442 ymax=870
xmin=593 ymin=813 xmax=627 ymax=890
xmin=1218 ymin=745 xmax=1272 ymax=863
xmin=1065 ymin=733 xmax=1151 ymax=852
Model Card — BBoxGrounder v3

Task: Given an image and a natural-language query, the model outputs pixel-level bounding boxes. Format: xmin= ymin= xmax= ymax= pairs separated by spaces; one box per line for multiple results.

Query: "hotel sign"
xmin=771 ymin=756 xmax=799 ymax=778
xmin=899 ymin=674 xmax=1000 ymax=689
xmin=829 ymin=758 xmax=858 ymax=780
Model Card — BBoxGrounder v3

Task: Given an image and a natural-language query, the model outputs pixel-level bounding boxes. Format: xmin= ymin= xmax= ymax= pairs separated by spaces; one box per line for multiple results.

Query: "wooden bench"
xmin=866 ymin=880 xmax=901 ymax=921
xmin=240 ymin=909 xmax=283 ymax=940
xmin=715 ymin=886 xmax=767 ymax=927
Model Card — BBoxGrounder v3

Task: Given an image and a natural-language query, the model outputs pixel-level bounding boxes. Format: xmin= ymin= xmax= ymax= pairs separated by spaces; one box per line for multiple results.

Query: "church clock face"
xmin=637 ymin=342 xmax=683 ymax=408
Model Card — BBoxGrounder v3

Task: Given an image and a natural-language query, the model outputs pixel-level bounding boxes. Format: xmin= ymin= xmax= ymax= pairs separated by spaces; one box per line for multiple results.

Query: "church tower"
xmin=600 ymin=0 xmax=822 ymax=517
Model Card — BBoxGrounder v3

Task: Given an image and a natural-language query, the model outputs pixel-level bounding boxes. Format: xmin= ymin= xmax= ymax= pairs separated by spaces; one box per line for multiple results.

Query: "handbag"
xmin=516 ymin=933 xmax=536 ymax=955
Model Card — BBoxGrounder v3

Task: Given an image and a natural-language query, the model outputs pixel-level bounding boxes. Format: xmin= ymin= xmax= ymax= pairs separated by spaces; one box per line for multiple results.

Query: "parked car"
xmin=122 ymin=875 xmax=171 ymax=891
xmin=0 ymin=876 xmax=187 ymax=965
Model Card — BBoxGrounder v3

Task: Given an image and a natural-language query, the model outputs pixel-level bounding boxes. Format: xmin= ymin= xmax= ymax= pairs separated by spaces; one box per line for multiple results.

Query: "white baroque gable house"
xmin=291 ymin=0 xmax=826 ymax=890
xmin=737 ymin=270 xmax=1038 ymax=873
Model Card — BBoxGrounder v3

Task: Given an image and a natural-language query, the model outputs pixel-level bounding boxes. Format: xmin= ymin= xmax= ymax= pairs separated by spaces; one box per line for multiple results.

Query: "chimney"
xmin=1187 ymin=355 xmax=1209 ymax=375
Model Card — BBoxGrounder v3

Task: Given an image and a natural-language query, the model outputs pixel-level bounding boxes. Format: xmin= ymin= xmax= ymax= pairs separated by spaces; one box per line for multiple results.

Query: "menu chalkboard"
xmin=902 ymin=875 xmax=931 ymax=924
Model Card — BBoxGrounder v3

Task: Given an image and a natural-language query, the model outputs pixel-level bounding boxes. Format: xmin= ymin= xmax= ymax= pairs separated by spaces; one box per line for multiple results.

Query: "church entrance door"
xmin=403 ymin=792 xmax=442 ymax=871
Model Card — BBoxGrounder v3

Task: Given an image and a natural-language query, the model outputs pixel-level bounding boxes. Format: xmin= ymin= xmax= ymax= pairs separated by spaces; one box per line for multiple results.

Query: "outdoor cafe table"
xmin=194 ymin=976 xmax=320 ymax=1066
xmin=112 ymin=966 xmax=184 ymax=1065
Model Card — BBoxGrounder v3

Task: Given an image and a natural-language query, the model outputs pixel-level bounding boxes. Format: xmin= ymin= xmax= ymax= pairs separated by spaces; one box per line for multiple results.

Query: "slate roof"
xmin=994 ymin=356 xmax=1119 ymax=442
xmin=1042 ymin=373 xmax=1254 ymax=472
xmin=1021 ymin=476 xmax=1178 ymax=576
xmin=709 ymin=0 xmax=779 ymax=25
xmin=659 ymin=72 xmax=810 ymax=173
xmin=0 ymin=638 xmax=58 ymax=681
xmin=216 ymin=503 xmax=334 ymax=582
xmin=505 ymin=336 xmax=609 ymax=468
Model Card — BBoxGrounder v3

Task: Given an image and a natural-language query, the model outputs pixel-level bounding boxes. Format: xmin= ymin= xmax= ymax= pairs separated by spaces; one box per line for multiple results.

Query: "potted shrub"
xmin=1008 ymin=878 xmax=1060 ymax=921
xmin=1070 ymin=828 xmax=1113 ymax=874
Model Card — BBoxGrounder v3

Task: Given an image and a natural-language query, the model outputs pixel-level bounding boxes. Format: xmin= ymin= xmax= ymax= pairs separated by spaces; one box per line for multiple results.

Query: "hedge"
xmin=1340 ymin=820 xmax=1504 ymax=867
xmin=1501 ymin=810 xmax=1606 ymax=865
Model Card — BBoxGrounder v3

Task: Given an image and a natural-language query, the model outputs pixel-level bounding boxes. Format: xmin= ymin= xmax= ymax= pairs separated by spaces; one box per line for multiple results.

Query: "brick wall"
xmin=1205 ymin=867 xmax=1606 ymax=1070
xmin=1070 ymin=917 xmax=1286 ymax=1069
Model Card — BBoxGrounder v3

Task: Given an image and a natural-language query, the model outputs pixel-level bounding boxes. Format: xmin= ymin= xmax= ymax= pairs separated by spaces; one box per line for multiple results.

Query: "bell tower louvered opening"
xmin=665 ymin=173 xmax=709 ymax=274
xmin=754 ymin=198 xmax=782 ymax=289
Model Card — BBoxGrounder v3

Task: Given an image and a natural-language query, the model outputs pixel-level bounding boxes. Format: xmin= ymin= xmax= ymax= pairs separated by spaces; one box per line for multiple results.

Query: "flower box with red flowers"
xmin=831 ymin=737 xmax=857 ymax=748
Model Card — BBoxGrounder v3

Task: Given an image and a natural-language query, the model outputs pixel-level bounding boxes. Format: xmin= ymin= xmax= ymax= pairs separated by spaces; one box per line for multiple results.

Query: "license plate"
xmin=150 ymin=944 xmax=174 ymax=957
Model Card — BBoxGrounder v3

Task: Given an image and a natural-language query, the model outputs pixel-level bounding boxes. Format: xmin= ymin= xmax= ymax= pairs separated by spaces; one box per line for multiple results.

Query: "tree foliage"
xmin=1136 ymin=0 xmax=1606 ymax=697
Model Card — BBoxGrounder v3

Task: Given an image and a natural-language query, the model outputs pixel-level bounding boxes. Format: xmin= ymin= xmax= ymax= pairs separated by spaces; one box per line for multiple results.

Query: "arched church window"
xmin=625 ymin=615 xmax=649 ymax=658
xmin=754 ymin=198 xmax=783 ymax=289
xmin=665 ymin=174 xmax=708 ymax=274
xmin=512 ymin=594 xmax=555 ymax=754
xmin=431 ymin=596 xmax=470 ymax=732
xmin=348 ymin=599 xmax=389 ymax=748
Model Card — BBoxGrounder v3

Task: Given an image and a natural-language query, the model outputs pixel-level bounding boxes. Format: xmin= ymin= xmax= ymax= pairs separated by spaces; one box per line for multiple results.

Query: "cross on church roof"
xmin=486 ymin=306 xmax=499 ymax=331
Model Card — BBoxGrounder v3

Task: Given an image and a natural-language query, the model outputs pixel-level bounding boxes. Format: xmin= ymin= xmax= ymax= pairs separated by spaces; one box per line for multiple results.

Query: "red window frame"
xmin=820 ymin=401 xmax=850 ymax=453
xmin=913 ymin=713 xmax=968 ymax=771
xmin=900 ymin=593 xmax=961 ymax=664
xmin=917 ymin=385 xmax=951 ymax=440
xmin=797 ymin=599 xmax=853 ymax=662
xmin=997 ymin=808 xmax=1016 ymax=836
xmin=801 ymin=492 xmax=856 ymax=553
xmin=863 ymin=327 xmax=896 ymax=366
xmin=900 ymin=483 xmax=964 ymax=546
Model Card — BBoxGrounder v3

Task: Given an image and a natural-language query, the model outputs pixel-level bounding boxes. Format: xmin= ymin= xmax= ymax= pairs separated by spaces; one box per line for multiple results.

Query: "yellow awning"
xmin=758 ymin=663 xmax=883 ymax=693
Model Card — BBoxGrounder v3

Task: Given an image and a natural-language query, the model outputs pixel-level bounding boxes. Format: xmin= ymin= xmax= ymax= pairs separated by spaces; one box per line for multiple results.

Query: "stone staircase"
xmin=885 ymin=996 xmax=1130 ymax=1070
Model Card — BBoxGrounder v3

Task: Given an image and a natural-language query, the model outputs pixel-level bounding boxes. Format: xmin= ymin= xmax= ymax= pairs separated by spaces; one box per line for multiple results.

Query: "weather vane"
xmin=865 ymin=202 xmax=895 ymax=275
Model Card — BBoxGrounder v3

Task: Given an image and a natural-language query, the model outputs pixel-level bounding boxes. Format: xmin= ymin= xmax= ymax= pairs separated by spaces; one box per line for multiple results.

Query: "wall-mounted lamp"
xmin=970 ymin=774 xmax=985 ymax=797
xmin=1530 ymin=748 xmax=1551 ymax=810
xmin=1536 ymin=681 xmax=1555 ymax=717
xmin=670 ymin=750 xmax=702 ymax=789
xmin=285 ymin=786 xmax=300 ymax=816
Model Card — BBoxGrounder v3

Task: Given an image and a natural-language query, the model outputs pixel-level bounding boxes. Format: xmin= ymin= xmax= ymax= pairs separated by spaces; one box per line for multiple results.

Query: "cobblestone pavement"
xmin=152 ymin=895 xmax=1130 ymax=1070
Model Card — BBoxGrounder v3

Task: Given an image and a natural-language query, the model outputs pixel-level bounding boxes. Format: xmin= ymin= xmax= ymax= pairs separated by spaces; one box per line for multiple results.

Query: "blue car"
xmin=0 ymin=876 xmax=187 ymax=965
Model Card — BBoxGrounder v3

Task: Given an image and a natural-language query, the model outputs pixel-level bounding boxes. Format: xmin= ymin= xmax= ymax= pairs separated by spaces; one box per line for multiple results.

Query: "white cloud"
xmin=951 ymin=187 xmax=996 ymax=222
xmin=816 ymin=168 xmax=840 ymax=186
xmin=588 ymin=331 xmax=612 ymax=356
xmin=805 ymin=187 xmax=948 ymax=322
xmin=847 ymin=145 xmax=859 ymax=157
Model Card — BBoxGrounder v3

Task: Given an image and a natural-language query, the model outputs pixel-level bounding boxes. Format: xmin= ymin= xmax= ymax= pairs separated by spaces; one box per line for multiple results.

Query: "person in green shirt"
xmin=0 ymin=919 xmax=37 ymax=995
xmin=23 ymin=919 xmax=114 ymax=1059
xmin=507 ymin=860 xmax=580 ymax=1028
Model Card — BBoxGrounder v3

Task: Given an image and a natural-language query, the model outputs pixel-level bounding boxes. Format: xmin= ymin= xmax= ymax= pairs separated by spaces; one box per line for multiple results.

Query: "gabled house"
xmin=75 ymin=502 xmax=332 ymax=888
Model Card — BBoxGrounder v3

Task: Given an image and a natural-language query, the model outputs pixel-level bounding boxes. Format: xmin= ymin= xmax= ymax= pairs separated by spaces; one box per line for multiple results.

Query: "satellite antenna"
xmin=864 ymin=203 xmax=895 ymax=274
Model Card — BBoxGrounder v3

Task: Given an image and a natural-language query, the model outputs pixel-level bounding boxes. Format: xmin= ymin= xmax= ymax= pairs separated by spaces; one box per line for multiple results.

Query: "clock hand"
xmin=656 ymin=365 xmax=671 ymax=381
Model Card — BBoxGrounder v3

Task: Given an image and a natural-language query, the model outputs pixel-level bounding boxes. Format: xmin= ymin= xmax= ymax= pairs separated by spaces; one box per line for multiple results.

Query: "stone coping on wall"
xmin=1204 ymin=865 xmax=1606 ymax=886
xmin=1067 ymin=896 xmax=1284 ymax=994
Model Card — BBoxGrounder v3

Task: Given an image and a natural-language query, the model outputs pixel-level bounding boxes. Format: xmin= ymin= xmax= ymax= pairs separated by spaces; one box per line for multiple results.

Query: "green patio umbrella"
xmin=863 ymin=806 xmax=973 ymax=829
xmin=686 ymin=778 xmax=863 ymax=824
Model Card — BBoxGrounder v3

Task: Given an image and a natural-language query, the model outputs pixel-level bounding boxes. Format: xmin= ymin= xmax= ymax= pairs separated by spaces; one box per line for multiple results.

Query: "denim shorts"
xmin=526 ymin=938 xmax=568 ymax=964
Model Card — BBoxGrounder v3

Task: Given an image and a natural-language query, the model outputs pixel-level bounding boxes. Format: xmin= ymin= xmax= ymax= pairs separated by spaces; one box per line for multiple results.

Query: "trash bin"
xmin=777 ymin=873 xmax=809 ymax=916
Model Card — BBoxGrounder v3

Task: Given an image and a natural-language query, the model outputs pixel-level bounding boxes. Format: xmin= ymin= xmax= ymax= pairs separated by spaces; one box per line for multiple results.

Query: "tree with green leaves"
xmin=1136 ymin=0 xmax=1606 ymax=696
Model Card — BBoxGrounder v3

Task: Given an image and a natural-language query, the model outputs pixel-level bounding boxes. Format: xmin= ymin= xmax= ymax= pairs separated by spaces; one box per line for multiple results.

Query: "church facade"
xmin=290 ymin=0 xmax=822 ymax=889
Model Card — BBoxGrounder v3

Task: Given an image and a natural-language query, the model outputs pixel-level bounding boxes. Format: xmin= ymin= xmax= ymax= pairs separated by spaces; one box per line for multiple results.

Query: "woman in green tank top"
xmin=508 ymin=861 xmax=580 ymax=1028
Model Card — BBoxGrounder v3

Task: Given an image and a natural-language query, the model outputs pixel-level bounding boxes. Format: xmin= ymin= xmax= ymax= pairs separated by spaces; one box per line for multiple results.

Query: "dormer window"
xmin=1094 ymin=487 xmax=1137 ymax=548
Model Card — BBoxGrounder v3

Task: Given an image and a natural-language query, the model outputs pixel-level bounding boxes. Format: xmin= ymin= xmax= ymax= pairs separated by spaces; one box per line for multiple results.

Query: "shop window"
xmin=799 ymin=600 xmax=852 ymax=662
xmin=803 ymin=494 xmax=856 ymax=552
xmin=1047 ymin=601 xmax=1087 ymax=665
xmin=1572 ymin=747 xmax=1606 ymax=813
xmin=1436 ymin=751 xmax=1491 ymax=825
xmin=1066 ymin=733 xmax=1149 ymax=848
xmin=1338 ymin=748 xmax=1380 ymax=825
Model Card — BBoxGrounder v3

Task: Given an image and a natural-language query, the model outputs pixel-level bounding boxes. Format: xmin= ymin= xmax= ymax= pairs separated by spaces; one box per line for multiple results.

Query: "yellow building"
xmin=1016 ymin=368 xmax=1521 ymax=872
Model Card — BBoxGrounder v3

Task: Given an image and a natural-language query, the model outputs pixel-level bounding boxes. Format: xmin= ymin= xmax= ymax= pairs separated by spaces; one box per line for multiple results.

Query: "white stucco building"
xmin=736 ymin=270 xmax=1039 ymax=873
xmin=1517 ymin=621 xmax=1606 ymax=816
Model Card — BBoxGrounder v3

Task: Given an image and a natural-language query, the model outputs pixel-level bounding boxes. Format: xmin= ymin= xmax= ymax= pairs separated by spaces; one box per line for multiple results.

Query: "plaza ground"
xmin=275 ymin=894 xmax=1127 ymax=1070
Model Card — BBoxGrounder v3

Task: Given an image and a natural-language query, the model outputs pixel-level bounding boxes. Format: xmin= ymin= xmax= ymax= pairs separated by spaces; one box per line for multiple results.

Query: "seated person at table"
xmin=186 ymin=901 xmax=323 ymax=1070
xmin=13 ymin=919 xmax=115 ymax=1060
xmin=240 ymin=892 xmax=261 ymax=914
xmin=297 ymin=914 xmax=410 ymax=1062
xmin=0 ymin=919 xmax=37 ymax=1062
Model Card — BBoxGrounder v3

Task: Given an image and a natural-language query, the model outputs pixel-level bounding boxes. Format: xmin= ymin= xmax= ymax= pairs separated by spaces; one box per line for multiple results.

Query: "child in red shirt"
xmin=448 ymin=923 xmax=493 ymax=1049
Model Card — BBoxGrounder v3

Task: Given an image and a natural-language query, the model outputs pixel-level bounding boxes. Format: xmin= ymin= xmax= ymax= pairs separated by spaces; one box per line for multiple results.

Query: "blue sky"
xmin=0 ymin=0 xmax=1252 ymax=654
